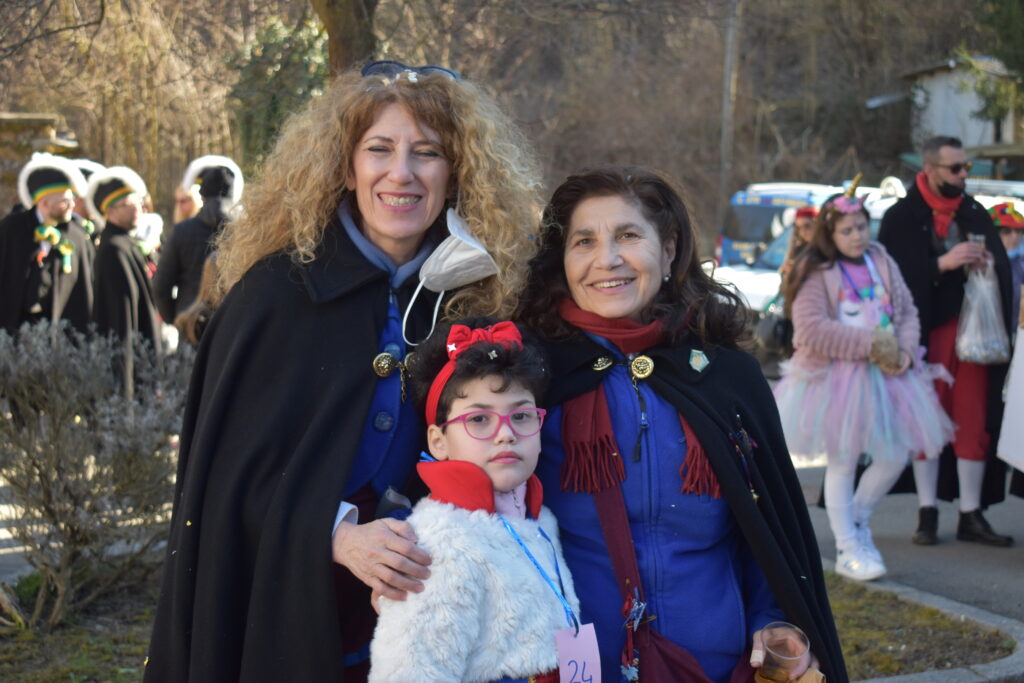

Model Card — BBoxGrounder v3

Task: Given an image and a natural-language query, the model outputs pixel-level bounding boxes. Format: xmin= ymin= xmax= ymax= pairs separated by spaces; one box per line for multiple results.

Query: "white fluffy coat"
xmin=369 ymin=498 xmax=580 ymax=682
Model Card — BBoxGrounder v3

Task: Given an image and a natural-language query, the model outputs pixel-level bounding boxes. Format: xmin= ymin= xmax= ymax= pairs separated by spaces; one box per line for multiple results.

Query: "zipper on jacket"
xmin=627 ymin=353 xmax=649 ymax=462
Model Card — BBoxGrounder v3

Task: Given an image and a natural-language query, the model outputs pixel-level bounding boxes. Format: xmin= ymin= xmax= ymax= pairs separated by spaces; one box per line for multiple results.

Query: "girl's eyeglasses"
xmin=361 ymin=60 xmax=461 ymax=82
xmin=439 ymin=408 xmax=546 ymax=440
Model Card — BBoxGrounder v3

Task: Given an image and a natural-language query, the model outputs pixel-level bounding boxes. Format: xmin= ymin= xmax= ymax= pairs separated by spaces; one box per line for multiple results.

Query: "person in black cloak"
xmin=144 ymin=61 xmax=543 ymax=683
xmin=0 ymin=152 xmax=94 ymax=334
xmin=516 ymin=166 xmax=847 ymax=682
xmin=71 ymin=158 xmax=105 ymax=243
xmin=152 ymin=154 xmax=244 ymax=330
xmin=86 ymin=165 xmax=163 ymax=391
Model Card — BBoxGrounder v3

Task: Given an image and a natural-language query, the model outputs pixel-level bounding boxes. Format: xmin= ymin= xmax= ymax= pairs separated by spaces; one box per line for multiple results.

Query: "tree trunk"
xmin=717 ymin=0 xmax=743 ymax=229
xmin=310 ymin=0 xmax=379 ymax=76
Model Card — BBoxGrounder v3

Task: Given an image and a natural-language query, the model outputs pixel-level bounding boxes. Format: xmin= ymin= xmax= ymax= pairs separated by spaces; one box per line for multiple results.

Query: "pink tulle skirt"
xmin=773 ymin=355 xmax=955 ymax=469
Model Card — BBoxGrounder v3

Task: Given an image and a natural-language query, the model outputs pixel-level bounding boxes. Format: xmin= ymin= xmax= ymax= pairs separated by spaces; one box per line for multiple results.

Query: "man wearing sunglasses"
xmin=879 ymin=135 xmax=1015 ymax=548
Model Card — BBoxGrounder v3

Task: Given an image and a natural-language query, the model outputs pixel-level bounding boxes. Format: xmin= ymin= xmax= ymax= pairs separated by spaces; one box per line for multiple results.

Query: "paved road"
xmin=795 ymin=464 xmax=1024 ymax=624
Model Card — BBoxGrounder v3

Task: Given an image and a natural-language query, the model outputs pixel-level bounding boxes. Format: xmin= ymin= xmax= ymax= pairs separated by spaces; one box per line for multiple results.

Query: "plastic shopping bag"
xmin=955 ymin=262 xmax=1010 ymax=364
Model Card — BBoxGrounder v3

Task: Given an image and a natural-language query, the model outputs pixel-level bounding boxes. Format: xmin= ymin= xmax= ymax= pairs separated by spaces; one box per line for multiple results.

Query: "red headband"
xmin=425 ymin=322 xmax=523 ymax=425
xmin=795 ymin=207 xmax=818 ymax=219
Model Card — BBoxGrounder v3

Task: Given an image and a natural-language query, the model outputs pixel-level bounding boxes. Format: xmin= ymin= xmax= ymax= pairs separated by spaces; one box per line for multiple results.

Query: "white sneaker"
xmin=836 ymin=545 xmax=886 ymax=581
xmin=856 ymin=524 xmax=885 ymax=567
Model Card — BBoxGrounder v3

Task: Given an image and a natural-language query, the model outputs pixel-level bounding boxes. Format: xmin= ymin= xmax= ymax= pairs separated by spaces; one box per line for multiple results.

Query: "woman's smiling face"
xmin=562 ymin=194 xmax=675 ymax=321
xmin=347 ymin=102 xmax=452 ymax=265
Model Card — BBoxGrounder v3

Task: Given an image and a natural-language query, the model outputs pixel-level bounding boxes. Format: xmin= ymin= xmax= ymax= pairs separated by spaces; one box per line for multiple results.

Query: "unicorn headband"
xmin=829 ymin=173 xmax=865 ymax=215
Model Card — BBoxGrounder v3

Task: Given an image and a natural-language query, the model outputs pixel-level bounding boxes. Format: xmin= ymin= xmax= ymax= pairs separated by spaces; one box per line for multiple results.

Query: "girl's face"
xmin=832 ymin=212 xmax=870 ymax=260
xmin=427 ymin=377 xmax=541 ymax=493
xmin=795 ymin=216 xmax=815 ymax=244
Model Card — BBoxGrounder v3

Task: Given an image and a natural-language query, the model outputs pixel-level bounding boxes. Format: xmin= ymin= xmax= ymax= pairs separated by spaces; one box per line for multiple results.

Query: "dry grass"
xmin=0 ymin=569 xmax=1015 ymax=681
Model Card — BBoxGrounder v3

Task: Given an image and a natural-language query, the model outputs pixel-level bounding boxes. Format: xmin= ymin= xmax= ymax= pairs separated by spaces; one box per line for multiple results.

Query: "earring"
xmin=663 ymin=274 xmax=670 ymax=282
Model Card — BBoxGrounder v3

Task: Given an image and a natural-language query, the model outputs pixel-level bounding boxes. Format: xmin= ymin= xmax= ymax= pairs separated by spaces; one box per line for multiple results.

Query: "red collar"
xmin=416 ymin=460 xmax=544 ymax=519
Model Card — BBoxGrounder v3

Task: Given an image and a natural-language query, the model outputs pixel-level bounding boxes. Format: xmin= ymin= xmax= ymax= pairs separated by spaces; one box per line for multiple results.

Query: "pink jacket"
xmin=790 ymin=242 xmax=920 ymax=371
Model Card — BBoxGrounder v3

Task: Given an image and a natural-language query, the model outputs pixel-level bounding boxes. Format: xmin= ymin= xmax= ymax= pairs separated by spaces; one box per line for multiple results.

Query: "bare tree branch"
xmin=0 ymin=0 xmax=106 ymax=60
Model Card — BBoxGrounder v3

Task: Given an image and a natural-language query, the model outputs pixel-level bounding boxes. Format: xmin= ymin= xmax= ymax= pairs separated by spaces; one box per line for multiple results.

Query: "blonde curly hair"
xmin=215 ymin=68 xmax=543 ymax=318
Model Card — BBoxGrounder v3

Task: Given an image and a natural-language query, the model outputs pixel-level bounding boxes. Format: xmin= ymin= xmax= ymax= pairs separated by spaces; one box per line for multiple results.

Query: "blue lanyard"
xmin=838 ymin=252 xmax=883 ymax=302
xmin=499 ymin=516 xmax=579 ymax=634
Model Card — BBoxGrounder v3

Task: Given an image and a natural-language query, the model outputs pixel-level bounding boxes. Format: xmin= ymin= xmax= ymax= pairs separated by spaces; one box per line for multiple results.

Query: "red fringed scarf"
xmin=915 ymin=171 xmax=963 ymax=239
xmin=558 ymin=300 xmax=721 ymax=498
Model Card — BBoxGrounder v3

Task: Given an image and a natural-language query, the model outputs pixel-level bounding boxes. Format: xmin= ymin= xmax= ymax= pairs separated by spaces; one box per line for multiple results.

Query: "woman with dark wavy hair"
xmin=517 ymin=166 xmax=846 ymax=683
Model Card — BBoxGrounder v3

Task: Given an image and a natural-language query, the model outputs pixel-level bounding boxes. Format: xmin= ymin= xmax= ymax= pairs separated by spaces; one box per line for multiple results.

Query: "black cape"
xmin=93 ymin=222 xmax=163 ymax=354
xmin=145 ymin=218 xmax=442 ymax=682
xmin=879 ymin=186 xmax=1012 ymax=506
xmin=152 ymin=202 xmax=226 ymax=323
xmin=0 ymin=207 xmax=95 ymax=334
xmin=543 ymin=334 xmax=848 ymax=683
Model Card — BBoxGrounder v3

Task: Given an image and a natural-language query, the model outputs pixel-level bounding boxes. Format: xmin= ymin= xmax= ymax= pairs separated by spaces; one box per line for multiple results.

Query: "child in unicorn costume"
xmin=774 ymin=182 xmax=954 ymax=581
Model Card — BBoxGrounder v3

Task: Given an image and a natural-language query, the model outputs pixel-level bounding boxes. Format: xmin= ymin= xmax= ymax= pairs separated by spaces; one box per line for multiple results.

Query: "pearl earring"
xmin=663 ymin=274 xmax=670 ymax=282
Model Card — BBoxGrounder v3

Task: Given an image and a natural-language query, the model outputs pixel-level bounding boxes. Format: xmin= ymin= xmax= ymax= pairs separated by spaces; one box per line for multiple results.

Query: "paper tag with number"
xmin=555 ymin=622 xmax=601 ymax=683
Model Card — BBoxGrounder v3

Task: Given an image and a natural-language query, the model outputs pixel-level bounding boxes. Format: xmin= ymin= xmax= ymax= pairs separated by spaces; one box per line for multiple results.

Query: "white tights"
xmin=825 ymin=457 xmax=907 ymax=551
xmin=912 ymin=457 xmax=986 ymax=512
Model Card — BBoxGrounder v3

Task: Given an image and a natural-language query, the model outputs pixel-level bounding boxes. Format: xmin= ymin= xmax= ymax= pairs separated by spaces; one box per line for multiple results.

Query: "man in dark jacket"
xmin=879 ymin=135 xmax=1014 ymax=548
xmin=152 ymin=155 xmax=243 ymax=330
xmin=87 ymin=166 xmax=163 ymax=391
xmin=0 ymin=153 xmax=94 ymax=334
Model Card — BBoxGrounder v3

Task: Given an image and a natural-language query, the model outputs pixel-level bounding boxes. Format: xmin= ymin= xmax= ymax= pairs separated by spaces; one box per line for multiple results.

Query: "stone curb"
xmin=822 ymin=559 xmax=1024 ymax=683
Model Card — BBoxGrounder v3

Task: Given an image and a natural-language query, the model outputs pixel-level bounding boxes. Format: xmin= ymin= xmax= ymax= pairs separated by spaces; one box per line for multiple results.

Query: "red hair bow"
xmin=425 ymin=322 xmax=523 ymax=425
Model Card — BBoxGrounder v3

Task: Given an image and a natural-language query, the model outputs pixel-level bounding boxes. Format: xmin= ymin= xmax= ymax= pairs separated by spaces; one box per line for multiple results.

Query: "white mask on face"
xmin=402 ymin=208 xmax=499 ymax=346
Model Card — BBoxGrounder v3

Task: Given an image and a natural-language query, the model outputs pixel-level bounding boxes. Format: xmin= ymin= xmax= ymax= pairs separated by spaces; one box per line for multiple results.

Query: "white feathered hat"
xmin=85 ymin=166 xmax=148 ymax=225
xmin=182 ymin=154 xmax=244 ymax=207
xmin=71 ymin=158 xmax=107 ymax=181
xmin=17 ymin=152 xmax=88 ymax=209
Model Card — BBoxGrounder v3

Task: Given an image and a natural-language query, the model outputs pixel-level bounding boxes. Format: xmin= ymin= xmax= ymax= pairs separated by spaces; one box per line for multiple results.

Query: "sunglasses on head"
xmin=934 ymin=161 xmax=973 ymax=174
xmin=361 ymin=60 xmax=461 ymax=82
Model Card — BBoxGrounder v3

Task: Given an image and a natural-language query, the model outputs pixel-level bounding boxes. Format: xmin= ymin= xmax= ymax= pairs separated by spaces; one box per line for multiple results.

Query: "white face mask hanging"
xmin=402 ymin=207 xmax=499 ymax=346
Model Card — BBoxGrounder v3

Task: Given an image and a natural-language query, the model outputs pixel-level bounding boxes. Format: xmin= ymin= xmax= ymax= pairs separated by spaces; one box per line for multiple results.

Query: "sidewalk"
xmin=796 ymin=464 xmax=1024 ymax=682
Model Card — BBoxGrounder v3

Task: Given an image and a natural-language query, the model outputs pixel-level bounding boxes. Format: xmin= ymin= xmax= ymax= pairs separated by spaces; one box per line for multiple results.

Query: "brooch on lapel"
xmin=629 ymin=355 xmax=654 ymax=380
xmin=372 ymin=351 xmax=412 ymax=401
xmin=728 ymin=413 xmax=760 ymax=503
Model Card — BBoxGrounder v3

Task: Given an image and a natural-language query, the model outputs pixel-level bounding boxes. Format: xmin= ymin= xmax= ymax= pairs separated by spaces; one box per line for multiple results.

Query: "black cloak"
xmin=879 ymin=185 xmax=1012 ymax=506
xmin=543 ymin=334 xmax=848 ymax=683
xmin=0 ymin=207 xmax=95 ymax=334
xmin=145 ymin=218 xmax=442 ymax=682
xmin=152 ymin=201 xmax=228 ymax=323
xmin=93 ymin=222 xmax=163 ymax=358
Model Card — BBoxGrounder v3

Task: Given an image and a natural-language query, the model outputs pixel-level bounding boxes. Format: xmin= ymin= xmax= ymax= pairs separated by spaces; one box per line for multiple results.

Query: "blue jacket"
xmin=536 ymin=332 xmax=847 ymax=683
xmin=537 ymin=335 xmax=781 ymax=682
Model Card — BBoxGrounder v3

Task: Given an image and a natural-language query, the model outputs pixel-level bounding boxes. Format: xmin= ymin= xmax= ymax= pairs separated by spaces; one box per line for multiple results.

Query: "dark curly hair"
xmin=516 ymin=165 xmax=749 ymax=346
xmin=406 ymin=317 xmax=549 ymax=425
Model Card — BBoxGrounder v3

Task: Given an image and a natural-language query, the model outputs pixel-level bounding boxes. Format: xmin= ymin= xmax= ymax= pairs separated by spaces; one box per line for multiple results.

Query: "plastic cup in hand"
xmin=754 ymin=621 xmax=810 ymax=682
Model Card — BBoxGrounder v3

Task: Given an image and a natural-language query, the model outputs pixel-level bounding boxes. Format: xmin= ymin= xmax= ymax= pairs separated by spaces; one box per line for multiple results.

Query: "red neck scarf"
xmin=557 ymin=299 xmax=720 ymax=498
xmin=915 ymin=171 xmax=963 ymax=239
xmin=558 ymin=299 xmax=664 ymax=353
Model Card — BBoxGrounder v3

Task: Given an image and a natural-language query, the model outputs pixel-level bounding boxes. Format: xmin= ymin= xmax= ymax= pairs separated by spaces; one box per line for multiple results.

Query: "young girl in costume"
xmin=368 ymin=319 xmax=580 ymax=683
xmin=774 ymin=183 xmax=954 ymax=581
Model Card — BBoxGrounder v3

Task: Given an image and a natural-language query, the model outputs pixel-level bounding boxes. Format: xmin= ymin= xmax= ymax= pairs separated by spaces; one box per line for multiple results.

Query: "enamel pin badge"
xmin=689 ymin=349 xmax=709 ymax=372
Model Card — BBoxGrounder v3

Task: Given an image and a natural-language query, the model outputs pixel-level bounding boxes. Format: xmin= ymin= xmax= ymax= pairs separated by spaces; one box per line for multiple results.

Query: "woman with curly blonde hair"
xmin=146 ymin=62 xmax=543 ymax=683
